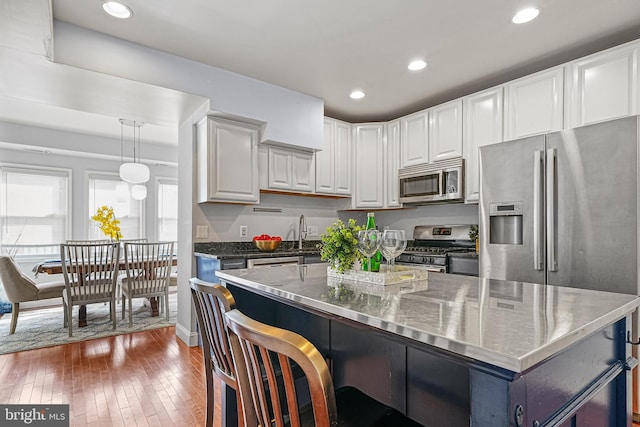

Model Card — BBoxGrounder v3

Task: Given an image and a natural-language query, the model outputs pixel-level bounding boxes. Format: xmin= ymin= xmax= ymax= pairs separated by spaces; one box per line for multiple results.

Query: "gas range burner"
xmin=405 ymin=247 xmax=449 ymax=255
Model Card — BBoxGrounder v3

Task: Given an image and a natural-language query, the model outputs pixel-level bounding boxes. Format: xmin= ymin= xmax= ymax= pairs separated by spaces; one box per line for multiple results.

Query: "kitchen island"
xmin=214 ymin=264 xmax=640 ymax=427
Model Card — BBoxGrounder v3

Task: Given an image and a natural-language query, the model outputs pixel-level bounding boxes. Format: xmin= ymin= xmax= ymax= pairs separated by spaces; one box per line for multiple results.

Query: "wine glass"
xmin=357 ymin=230 xmax=380 ymax=272
xmin=380 ymin=230 xmax=407 ymax=271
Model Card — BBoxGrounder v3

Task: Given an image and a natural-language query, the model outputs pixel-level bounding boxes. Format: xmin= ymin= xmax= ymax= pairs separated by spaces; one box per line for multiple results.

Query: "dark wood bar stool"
xmin=225 ymin=308 xmax=424 ymax=427
xmin=189 ymin=278 xmax=255 ymax=427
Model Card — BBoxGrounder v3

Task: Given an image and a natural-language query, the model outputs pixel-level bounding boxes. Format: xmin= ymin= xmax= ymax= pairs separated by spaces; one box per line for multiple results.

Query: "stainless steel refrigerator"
xmin=479 ymin=115 xmax=638 ymax=295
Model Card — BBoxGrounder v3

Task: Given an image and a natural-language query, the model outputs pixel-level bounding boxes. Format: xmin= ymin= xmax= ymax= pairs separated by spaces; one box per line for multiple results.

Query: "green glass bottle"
xmin=362 ymin=212 xmax=382 ymax=272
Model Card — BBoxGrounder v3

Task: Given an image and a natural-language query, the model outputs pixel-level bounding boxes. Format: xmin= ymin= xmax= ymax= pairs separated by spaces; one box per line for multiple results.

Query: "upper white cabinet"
xmin=429 ymin=99 xmax=463 ymax=162
xmin=266 ymin=146 xmax=314 ymax=193
xmin=316 ymin=118 xmax=352 ymax=195
xmin=196 ymin=116 xmax=260 ymax=204
xmin=400 ymin=110 xmax=429 ymax=167
xmin=463 ymin=87 xmax=504 ymax=203
xmin=566 ymin=42 xmax=638 ymax=128
xmin=353 ymin=123 xmax=384 ymax=208
xmin=384 ymin=120 xmax=402 ymax=208
xmin=504 ymin=67 xmax=564 ymax=140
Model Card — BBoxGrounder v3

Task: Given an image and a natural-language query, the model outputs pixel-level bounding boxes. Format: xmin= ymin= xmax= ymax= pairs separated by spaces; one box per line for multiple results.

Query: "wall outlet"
xmin=239 ymin=225 xmax=248 ymax=237
xmin=196 ymin=225 xmax=209 ymax=239
xmin=307 ymin=225 xmax=318 ymax=237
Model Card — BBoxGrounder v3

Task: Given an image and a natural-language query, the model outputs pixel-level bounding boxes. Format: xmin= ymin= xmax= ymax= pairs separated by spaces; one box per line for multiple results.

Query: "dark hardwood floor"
xmin=0 ymin=326 xmax=207 ymax=427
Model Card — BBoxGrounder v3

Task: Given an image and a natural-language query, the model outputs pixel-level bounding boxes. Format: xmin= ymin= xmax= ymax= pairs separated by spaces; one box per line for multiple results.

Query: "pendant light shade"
xmin=119 ymin=163 xmax=149 ymax=184
xmin=119 ymin=119 xmax=150 ymax=184
xmin=131 ymin=184 xmax=147 ymax=200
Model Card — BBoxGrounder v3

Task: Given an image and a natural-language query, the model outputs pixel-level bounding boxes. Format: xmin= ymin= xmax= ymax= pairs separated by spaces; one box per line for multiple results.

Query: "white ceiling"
xmin=2 ymin=0 xmax=640 ymax=144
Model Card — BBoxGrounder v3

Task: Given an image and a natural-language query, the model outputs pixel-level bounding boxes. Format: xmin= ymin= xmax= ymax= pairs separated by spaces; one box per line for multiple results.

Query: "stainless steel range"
xmin=395 ymin=225 xmax=478 ymax=275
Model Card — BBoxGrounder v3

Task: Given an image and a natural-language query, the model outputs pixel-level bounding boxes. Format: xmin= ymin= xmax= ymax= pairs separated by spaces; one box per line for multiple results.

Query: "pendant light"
xmin=131 ymin=184 xmax=147 ymax=200
xmin=118 ymin=119 xmax=150 ymax=184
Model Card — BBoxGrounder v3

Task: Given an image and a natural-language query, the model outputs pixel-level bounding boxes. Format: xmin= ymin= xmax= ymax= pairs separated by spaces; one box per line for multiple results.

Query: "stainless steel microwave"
xmin=398 ymin=158 xmax=464 ymax=204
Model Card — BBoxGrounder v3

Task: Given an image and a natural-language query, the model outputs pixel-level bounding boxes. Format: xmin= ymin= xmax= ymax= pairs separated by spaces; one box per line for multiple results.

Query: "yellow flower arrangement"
xmin=91 ymin=205 xmax=122 ymax=241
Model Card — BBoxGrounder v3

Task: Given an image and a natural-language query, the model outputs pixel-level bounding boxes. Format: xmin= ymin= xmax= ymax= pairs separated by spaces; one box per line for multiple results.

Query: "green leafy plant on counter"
xmin=468 ymin=225 xmax=478 ymax=242
xmin=317 ymin=218 xmax=363 ymax=273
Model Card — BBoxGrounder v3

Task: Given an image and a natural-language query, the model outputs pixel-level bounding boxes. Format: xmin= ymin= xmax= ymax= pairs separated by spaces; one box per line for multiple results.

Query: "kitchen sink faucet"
xmin=298 ymin=214 xmax=307 ymax=250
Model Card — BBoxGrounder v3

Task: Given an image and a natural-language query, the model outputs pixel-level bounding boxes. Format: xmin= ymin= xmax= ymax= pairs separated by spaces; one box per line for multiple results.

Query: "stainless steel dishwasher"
xmin=246 ymin=256 xmax=303 ymax=268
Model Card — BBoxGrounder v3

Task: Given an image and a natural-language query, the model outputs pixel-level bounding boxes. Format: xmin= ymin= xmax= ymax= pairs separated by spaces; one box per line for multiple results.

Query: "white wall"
xmin=53 ymin=21 xmax=325 ymax=151
xmin=374 ymin=204 xmax=479 ymax=237
xmin=197 ymin=193 xmax=346 ymax=243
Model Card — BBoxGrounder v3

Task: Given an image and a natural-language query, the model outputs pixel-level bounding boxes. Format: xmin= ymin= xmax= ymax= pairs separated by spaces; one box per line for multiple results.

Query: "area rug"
xmin=0 ymin=292 xmax=177 ymax=355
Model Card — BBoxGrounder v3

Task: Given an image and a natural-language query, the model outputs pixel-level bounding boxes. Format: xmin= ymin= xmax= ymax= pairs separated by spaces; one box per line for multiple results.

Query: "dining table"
xmin=34 ymin=258 xmax=177 ymax=327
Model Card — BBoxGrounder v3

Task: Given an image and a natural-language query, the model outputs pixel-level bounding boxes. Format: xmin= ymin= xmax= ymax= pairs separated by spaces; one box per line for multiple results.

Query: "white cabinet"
xmin=566 ymin=42 xmax=638 ymax=128
xmin=353 ymin=123 xmax=384 ymax=208
xmin=429 ymin=99 xmax=463 ymax=161
xmin=504 ymin=67 xmax=564 ymax=140
xmin=463 ymin=87 xmax=504 ymax=203
xmin=196 ymin=117 xmax=260 ymax=204
xmin=266 ymin=146 xmax=315 ymax=193
xmin=384 ymin=120 xmax=401 ymax=208
xmin=400 ymin=110 xmax=429 ymax=167
xmin=316 ymin=118 xmax=352 ymax=195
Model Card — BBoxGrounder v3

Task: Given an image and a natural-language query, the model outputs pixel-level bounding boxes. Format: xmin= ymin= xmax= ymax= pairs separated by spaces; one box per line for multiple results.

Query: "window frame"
xmin=0 ymin=162 xmax=72 ymax=260
xmin=85 ymin=171 xmax=145 ymax=241
xmin=155 ymin=176 xmax=178 ymax=243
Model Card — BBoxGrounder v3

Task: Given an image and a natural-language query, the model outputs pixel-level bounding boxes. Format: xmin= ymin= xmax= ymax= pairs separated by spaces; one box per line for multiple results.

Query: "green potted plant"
xmin=317 ymin=218 xmax=363 ymax=273
xmin=468 ymin=225 xmax=479 ymax=253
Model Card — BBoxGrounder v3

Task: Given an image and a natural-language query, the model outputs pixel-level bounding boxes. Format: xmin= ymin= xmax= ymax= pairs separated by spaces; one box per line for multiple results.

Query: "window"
xmin=87 ymin=173 xmax=143 ymax=240
xmin=157 ymin=178 xmax=177 ymax=242
xmin=0 ymin=165 xmax=71 ymax=257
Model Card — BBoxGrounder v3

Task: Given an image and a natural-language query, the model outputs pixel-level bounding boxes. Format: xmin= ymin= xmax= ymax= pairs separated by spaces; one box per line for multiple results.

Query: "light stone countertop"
xmin=216 ymin=263 xmax=640 ymax=373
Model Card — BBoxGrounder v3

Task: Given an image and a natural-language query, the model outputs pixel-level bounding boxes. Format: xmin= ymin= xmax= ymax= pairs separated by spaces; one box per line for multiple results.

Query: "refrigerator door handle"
xmin=546 ymin=148 xmax=558 ymax=272
xmin=533 ymin=150 xmax=544 ymax=271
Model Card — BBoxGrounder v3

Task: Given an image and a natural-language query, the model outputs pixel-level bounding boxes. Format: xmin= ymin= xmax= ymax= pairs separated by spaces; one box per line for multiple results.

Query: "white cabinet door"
xmin=267 ymin=146 xmax=314 ymax=192
xmin=334 ymin=121 xmax=352 ymax=195
xmin=566 ymin=42 xmax=638 ymax=128
xmin=316 ymin=118 xmax=352 ymax=195
xmin=385 ymin=120 xmax=401 ymax=208
xmin=429 ymin=99 xmax=463 ymax=162
xmin=291 ymin=150 xmax=314 ymax=192
xmin=400 ymin=110 xmax=429 ymax=167
xmin=268 ymin=146 xmax=293 ymax=190
xmin=315 ymin=119 xmax=335 ymax=193
xmin=196 ymin=117 xmax=260 ymax=204
xmin=504 ymin=67 xmax=564 ymax=140
xmin=353 ymin=123 xmax=384 ymax=208
xmin=463 ymin=87 xmax=503 ymax=203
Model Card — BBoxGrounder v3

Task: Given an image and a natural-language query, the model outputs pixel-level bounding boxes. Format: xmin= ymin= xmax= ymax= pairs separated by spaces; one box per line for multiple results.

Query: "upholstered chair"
xmin=0 ymin=255 xmax=66 ymax=334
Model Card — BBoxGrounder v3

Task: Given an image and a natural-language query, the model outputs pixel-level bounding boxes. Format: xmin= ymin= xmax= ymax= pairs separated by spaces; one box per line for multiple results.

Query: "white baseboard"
xmin=175 ymin=321 xmax=199 ymax=347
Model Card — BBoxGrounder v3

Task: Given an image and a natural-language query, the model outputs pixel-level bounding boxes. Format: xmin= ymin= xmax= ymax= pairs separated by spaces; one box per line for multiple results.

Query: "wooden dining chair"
xmin=225 ymin=309 xmax=423 ymax=427
xmin=189 ymin=278 xmax=255 ymax=427
xmin=121 ymin=241 xmax=173 ymax=326
xmin=60 ymin=242 xmax=120 ymax=337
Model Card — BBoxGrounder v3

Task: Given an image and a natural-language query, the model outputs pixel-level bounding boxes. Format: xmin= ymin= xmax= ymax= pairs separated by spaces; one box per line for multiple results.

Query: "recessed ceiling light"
xmin=102 ymin=1 xmax=133 ymax=19
xmin=408 ymin=60 xmax=427 ymax=71
xmin=350 ymin=90 xmax=365 ymax=100
xmin=512 ymin=7 xmax=539 ymax=24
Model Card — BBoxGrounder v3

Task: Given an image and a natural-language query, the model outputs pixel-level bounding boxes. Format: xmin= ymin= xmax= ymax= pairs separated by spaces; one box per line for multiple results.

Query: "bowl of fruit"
xmin=253 ymin=234 xmax=283 ymax=252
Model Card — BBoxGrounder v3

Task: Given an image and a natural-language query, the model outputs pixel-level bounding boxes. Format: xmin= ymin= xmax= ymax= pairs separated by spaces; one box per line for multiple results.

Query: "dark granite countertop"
xmin=194 ymin=240 xmax=321 ymax=260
